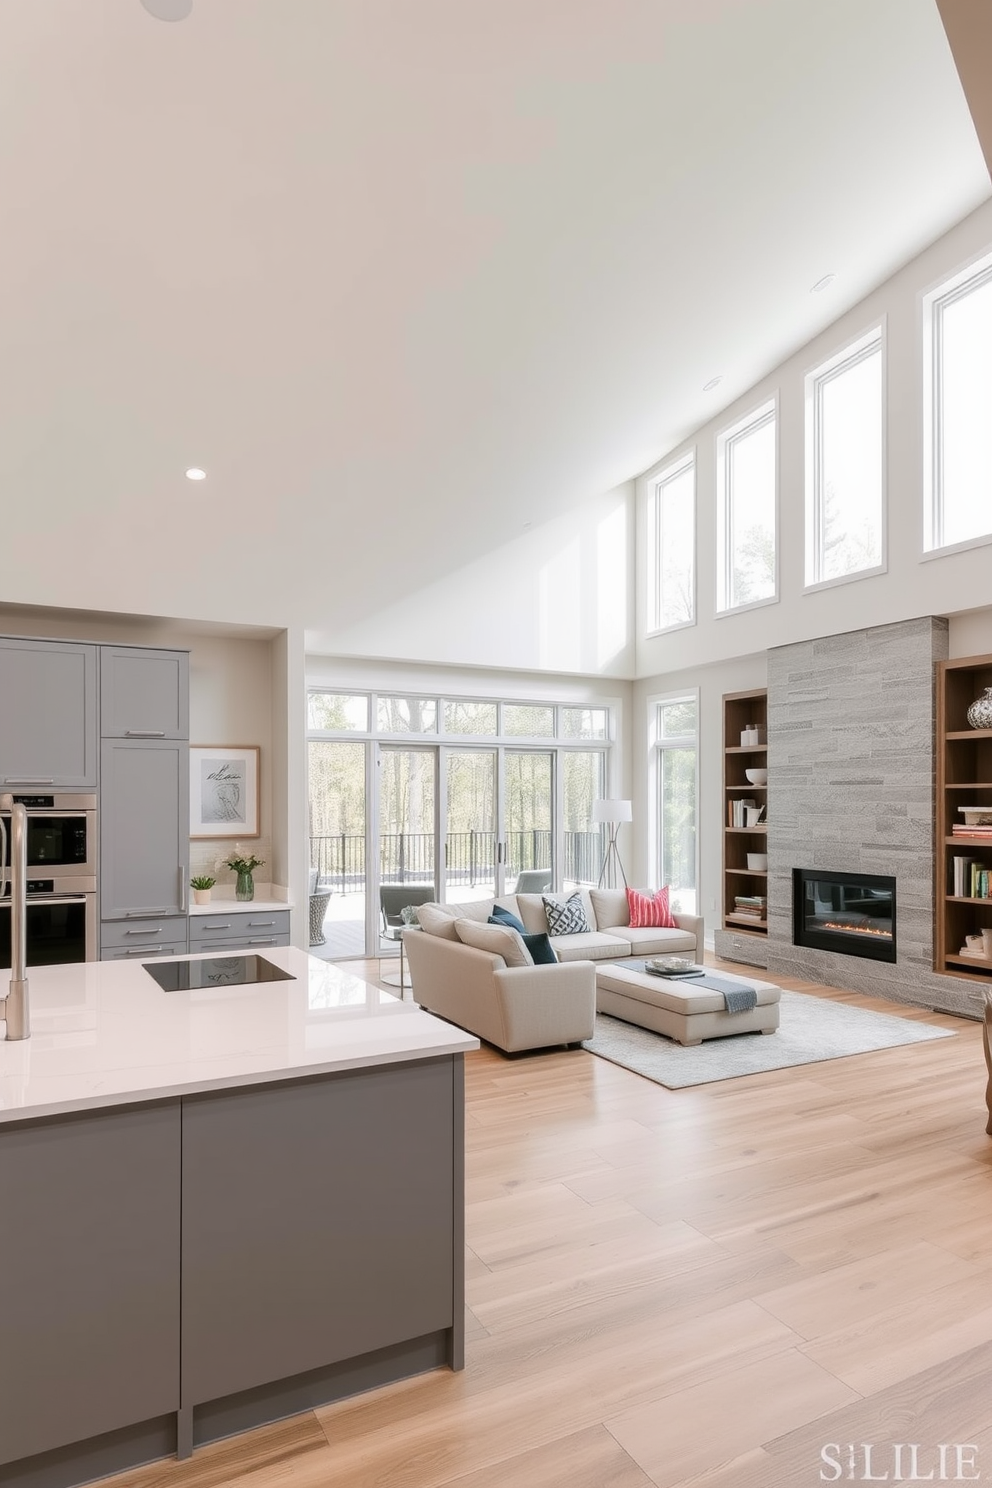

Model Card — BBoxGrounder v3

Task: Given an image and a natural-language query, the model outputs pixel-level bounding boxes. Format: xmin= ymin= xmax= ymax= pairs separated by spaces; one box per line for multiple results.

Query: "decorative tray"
xmin=646 ymin=956 xmax=700 ymax=976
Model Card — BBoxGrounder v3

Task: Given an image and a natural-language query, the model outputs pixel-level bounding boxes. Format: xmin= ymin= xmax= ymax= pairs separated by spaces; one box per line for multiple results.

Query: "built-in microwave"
xmin=0 ymin=792 xmax=96 ymax=878
xmin=0 ymin=875 xmax=98 ymax=969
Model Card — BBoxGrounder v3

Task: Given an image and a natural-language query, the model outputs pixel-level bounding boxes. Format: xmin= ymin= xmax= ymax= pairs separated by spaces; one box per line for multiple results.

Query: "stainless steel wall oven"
xmin=0 ymin=792 xmax=96 ymax=878
xmin=0 ymin=874 xmax=98 ymax=968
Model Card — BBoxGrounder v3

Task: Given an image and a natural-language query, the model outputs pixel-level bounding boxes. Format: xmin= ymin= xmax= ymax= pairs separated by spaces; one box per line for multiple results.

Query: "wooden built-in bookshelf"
xmin=936 ymin=653 xmax=992 ymax=981
xmin=722 ymin=688 xmax=768 ymax=939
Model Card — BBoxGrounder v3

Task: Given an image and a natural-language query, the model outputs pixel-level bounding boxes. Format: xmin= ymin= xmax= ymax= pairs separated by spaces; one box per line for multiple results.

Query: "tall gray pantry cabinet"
xmin=99 ymin=647 xmax=190 ymax=959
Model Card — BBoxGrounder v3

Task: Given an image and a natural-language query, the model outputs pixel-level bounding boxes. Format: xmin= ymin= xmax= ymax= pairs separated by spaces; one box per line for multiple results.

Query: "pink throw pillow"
xmin=626 ymin=886 xmax=677 ymax=929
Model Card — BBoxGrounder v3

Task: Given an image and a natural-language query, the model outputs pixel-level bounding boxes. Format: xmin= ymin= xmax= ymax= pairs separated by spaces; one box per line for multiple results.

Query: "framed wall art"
xmin=190 ymin=745 xmax=260 ymax=839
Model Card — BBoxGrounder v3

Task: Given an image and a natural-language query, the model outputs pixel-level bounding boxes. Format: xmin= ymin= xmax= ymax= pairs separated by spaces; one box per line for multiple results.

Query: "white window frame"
xmin=804 ymin=321 xmax=887 ymax=592
xmin=715 ymin=396 xmax=779 ymax=616
xmin=922 ymin=247 xmax=992 ymax=559
xmin=647 ymin=690 xmax=699 ymax=912
xmin=646 ymin=452 xmax=696 ymax=636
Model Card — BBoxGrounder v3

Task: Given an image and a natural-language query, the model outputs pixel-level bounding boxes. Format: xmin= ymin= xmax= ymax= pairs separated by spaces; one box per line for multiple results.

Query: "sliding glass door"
xmin=444 ymin=749 xmax=497 ymax=904
xmin=503 ymin=750 xmax=553 ymax=893
xmin=378 ymin=746 xmax=437 ymax=953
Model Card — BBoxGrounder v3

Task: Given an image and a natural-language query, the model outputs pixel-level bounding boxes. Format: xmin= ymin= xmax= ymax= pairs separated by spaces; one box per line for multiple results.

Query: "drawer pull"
xmin=248 ymin=937 xmax=277 ymax=945
xmin=203 ymin=922 xmax=232 ymax=931
xmin=121 ymin=945 xmax=166 ymax=955
xmin=124 ymin=927 xmax=164 ymax=936
xmin=124 ymin=730 xmax=166 ymax=737
xmin=248 ymin=920 xmax=275 ymax=927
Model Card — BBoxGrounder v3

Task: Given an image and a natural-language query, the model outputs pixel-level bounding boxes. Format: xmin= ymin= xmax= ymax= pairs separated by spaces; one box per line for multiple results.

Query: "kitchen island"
xmin=0 ymin=949 xmax=477 ymax=1488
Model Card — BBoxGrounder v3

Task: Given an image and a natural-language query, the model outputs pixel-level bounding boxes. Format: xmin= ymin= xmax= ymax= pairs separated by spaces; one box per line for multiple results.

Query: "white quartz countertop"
xmin=188 ymin=884 xmax=294 ymax=915
xmin=188 ymin=896 xmax=292 ymax=916
xmin=0 ymin=948 xmax=478 ymax=1124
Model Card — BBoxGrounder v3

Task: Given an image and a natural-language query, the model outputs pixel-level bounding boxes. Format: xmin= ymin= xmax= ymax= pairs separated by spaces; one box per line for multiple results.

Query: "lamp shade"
xmin=591 ymin=798 xmax=632 ymax=824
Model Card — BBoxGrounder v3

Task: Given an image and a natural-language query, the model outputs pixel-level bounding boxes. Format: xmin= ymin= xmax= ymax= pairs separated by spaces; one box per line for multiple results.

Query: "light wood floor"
xmin=114 ymin=957 xmax=992 ymax=1488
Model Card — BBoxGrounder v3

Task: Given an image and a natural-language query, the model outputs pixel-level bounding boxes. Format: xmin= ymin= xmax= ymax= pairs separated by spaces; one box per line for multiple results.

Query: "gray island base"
xmin=0 ymin=950 xmax=477 ymax=1488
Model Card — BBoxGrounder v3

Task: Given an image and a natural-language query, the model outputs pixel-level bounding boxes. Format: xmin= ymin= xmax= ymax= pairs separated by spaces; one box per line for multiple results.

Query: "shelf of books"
xmin=722 ymin=687 xmax=768 ymax=938
xmin=936 ymin=653 xmax=992 ymax=980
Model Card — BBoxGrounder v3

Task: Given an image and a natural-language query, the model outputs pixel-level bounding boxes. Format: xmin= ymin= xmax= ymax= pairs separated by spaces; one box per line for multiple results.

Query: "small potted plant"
xmin=224 ymin=847 xmax=265 ymax=902
xmin=190 ymin=875 xmax=216 ymax=906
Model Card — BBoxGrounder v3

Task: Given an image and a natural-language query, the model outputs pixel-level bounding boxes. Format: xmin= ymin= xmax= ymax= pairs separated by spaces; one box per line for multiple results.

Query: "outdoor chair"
xmin=379 ymin=884 xmax=436 ymax=934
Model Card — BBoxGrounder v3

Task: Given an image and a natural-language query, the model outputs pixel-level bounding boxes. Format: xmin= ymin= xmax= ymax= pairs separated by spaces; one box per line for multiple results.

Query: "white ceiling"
xmin=0 ymin=0 xmax=988 ymax=641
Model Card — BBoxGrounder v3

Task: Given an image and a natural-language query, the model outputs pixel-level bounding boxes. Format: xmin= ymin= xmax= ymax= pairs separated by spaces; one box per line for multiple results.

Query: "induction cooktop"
xmin=143 ymin=954 xmax=296 ymax=992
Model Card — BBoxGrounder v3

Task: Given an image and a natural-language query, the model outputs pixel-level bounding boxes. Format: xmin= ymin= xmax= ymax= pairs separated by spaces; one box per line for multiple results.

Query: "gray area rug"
xmin=583 ymin=990 xmax=955 ymax=1089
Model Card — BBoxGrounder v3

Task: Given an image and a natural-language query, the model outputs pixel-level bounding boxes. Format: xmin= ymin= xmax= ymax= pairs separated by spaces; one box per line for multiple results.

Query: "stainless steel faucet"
xmin=0 ymin=793 xmax=30 ymax=1040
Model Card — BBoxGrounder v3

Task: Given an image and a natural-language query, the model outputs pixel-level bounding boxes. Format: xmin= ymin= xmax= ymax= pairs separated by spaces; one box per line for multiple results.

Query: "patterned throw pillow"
xmin=626 ymin=886 xmax=677 ymax=929
xmin=542 ymin=892 xmax=591 ymax=936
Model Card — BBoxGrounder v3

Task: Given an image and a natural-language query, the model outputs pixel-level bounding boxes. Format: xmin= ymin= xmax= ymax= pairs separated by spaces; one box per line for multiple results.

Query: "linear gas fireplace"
xmin=793 ymin=869 xmax=897 ymax=964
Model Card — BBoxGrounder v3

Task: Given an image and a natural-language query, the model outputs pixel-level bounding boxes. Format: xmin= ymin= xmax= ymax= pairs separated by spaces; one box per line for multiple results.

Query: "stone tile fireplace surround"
xmin=717 ymin=616 xmax=980 ymax=1019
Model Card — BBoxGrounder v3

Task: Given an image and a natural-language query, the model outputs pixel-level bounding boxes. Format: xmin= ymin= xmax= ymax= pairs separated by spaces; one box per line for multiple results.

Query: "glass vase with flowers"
xmin=223 ymin=847 xmax=265 ymax=902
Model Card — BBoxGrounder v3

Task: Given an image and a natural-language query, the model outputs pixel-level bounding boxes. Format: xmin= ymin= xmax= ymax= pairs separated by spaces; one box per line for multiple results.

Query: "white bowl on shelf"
xmin=746 ymin=853 xmax=768 ymax=871
xmin=744 ymin=768 xmax=768 ymax=786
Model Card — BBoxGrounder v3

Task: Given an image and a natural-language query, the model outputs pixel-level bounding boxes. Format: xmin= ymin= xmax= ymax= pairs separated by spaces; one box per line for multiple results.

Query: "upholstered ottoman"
xmin=595 ymin=964 xmax=781 ymax=1046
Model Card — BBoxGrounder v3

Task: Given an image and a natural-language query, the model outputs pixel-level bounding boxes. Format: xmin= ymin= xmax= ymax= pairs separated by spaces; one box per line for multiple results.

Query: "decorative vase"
xmin=235 ymin=870 xmax=255 ymax=902
xmin=192 ymin=888 xmax=212 ymax=906
xmin=967 ymin=687 xmax=992 ymax=730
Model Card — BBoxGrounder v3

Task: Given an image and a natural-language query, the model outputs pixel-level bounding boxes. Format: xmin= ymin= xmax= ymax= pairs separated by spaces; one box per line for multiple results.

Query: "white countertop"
xmin=0 ymin=948 xmax=478 ymax=1124
xmin=188 ymin=896 xmax=293 ymax=916
xmin=188 ymin=884 xmax=294 ymax=916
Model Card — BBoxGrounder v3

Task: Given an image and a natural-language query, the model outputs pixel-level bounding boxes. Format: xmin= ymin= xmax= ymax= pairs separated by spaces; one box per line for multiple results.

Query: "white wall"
xmin=309 ymin=482 xmax=635 ymax=679
xmin=636 ymin=198 xmax=992 ymax=679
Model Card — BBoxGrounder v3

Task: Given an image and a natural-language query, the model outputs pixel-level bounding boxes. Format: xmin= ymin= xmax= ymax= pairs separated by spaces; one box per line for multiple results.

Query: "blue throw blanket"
xmin=620 ymin=961 xmax=758 ymax=1014
xmin=672 ymin=971 xmax=758 ymax=1014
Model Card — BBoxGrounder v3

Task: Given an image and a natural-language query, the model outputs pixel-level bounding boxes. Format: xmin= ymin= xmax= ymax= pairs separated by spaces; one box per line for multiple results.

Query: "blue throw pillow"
xmin=490 ymin=904 xmax=526 ymax=933
xmin=522 ymin=931 xmax=558 ymax=965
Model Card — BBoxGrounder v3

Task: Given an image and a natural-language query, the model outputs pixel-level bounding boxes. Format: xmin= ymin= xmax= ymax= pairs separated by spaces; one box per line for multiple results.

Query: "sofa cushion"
xmin=521 ymin=931 xmax=558 ymax=965
xmin=608 ymin=925 xmax=697 ymax=955
xmin=551 ymin=931 xmax=630 ymax=962
xmin=626 ymin=886 xmax=677 ymax=929
xmin=490 ymin=904 xmax=527 ymax=933
xmin=454 ymin=917 xmax=533 ymax=967
xmin=589 ymin=887 xmax=628 ymax=930
xmin=417 ymin=903 xmax=460 ymax=940
xmin=543 ymin=892 xmax=592 ymax=937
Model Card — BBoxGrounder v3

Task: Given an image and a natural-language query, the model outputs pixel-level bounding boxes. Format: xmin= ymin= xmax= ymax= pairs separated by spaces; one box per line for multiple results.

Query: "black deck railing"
xmin=309 ymin=829 xmax=602 ymax=893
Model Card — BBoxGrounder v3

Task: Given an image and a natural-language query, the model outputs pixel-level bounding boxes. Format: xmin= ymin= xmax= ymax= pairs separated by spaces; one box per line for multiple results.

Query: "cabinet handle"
xmin=4 ymin=777 xmax=55 ymax=785
xmin=124 ymin=730 xmax=166 ymax=738
xmin=119 ymin=945 xmax=167 ymax=955
xmin=203 ymin=922 xmax=232 ymax=931
xmin=248 ymin=919 xmax=275 ymax=927
xmin=124 ymin=927 xmax=164 ymax=936
xmin=179 ymin=867 xmax=186 ymax=913
xmin=125 ymin=908 xmax=171 ymax=917
xmin=248 ymin=937 xmax=277 ymax=945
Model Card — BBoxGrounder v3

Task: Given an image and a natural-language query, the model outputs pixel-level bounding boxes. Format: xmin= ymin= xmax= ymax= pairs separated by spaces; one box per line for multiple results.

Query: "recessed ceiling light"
xmin=140 ymin=0 xmax=193 ymax=20
xmin=702 ymin=376 xmax=723 ymax=392
xmin=185 ymin=467 xmax=207 ymax=481
xmin=811 ymin=273 xmax=837 ymax=294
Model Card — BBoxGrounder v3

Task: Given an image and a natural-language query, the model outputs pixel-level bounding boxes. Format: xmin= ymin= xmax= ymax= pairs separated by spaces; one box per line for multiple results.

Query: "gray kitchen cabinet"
xmin=0 ymin=1103 xmax=181 ymax=1468
xmin=101 ymin=917 xmax=189 ymax=960
xmin=181 ymin=1061 xmax=455 ymax=1416
xmin=189 ymin=909 xmax=291 ymax=951
xmin=0 ymin=636 xmax=98 ymax=789
xmin=101 ymin=738 xmax=190 ymax=925
xmin=101 ymin=646 xmax=189 ymax=740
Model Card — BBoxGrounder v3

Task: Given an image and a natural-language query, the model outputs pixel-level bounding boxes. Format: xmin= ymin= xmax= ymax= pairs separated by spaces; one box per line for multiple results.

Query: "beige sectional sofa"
xmin=403 ymin=888 xmax=704 ymax=1054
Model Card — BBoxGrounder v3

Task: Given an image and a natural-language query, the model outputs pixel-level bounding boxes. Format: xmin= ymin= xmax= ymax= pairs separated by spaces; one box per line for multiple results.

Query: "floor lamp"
xmin=591 ymin=799 xmax=632 ymax=889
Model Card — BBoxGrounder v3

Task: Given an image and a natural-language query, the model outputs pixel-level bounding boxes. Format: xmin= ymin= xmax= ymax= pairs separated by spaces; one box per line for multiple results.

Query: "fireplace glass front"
xmin=793 ymin=869 xmax=896 ymax=964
